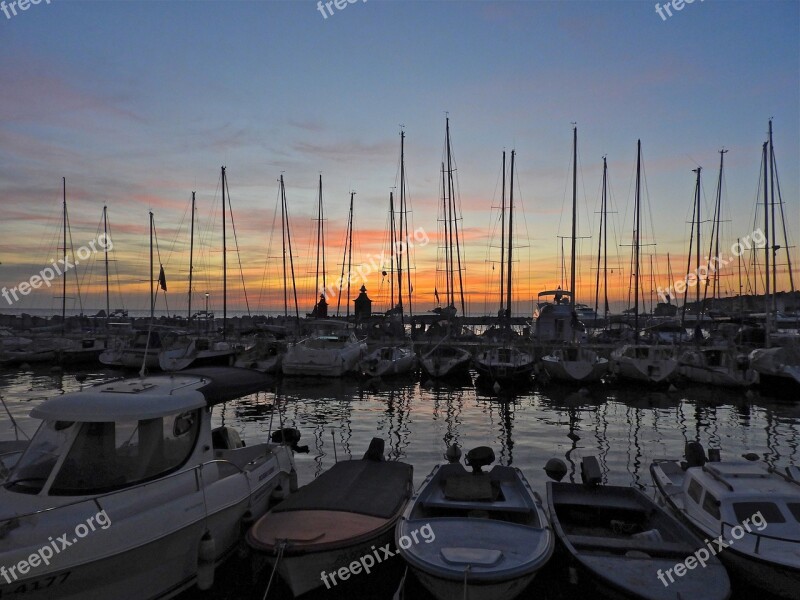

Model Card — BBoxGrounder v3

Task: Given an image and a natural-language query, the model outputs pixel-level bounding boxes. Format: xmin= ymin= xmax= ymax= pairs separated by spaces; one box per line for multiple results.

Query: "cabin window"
xmin=49 ymin=410 xmax=201 ymax=495
xmin=687 ymin=478 xmax=703 ymax=504
xmin=702 ymin=492 xmax=721 ymax=519
xmin=733 ymin=502 xmax=786 ymax=524
xmin=4 ymin=420 xmax=76 ymax=494
xmin=788 ymin=504 xmax=800 ymax=522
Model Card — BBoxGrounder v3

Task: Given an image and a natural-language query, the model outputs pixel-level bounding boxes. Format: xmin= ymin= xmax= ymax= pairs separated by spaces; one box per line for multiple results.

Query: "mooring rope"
xmin=261 ymin=540 xmax=286 ymax=600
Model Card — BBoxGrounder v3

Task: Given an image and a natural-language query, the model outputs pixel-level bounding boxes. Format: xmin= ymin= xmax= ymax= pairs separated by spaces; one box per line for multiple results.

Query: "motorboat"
xmin=0 ymin=367 xmax=297 ymax=600
xmin=396 ymin=446 xmax=554 ymax=600
xmin=247 ymin=438 xmax=412 ymax=597
xmin=473 ymin=346 xmax=535 ymax=384
xmin=282 ymin=320 xmax=366 ymax=377
xmin=610 ymin=344 xmax=678 ymax=385
xmin=420 ymin=344 xmax=472 ymax=379
xmin=547 ymin=456 xmax=730 ymax=600
xmin=651 ymin=443 xmax=800 ymax=598
xmin=678 ymin=346 xmax=757 ymax=388
xmin=540 ymin=345 xmax=609 ymax=384
xmin=749 ymin=345 xmax=800 ymax=398
xmin=359 ymin=344 xmax=417 ymax=378
xmin=234 ymin=336 xmax=284 ymax=374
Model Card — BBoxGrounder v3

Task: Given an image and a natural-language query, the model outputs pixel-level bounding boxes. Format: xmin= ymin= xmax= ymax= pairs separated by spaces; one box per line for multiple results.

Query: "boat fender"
xmin=544 ymin=458 xmax=567 ymax=482
xmin=444 ymin=444 xmax=462 ymax=464
xmin=197 ymin=531 xmax=216 ymax=590
xmin=707 ymin=448 xmax=721 ymax=462
xmin=238 ymin=512 xmax=255 ymax=558
xmin=580 ymin=456 xmax=602 ymax=486
xmin=492 ymin=381 xmax=501 ymax=393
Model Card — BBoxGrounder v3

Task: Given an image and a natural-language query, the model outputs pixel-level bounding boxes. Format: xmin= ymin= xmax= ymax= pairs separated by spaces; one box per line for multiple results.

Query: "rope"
xmin=262 ymin=541 xmax=286 ymax=600
xmin=462 ymin=564 xmax=470 ymax=600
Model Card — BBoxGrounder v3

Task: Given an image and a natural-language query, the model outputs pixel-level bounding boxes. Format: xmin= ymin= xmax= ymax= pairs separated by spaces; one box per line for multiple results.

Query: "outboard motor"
xmin=362 ymin=437 xmax=385 ymax=462
xmin=580 ymin=456 xmax=602 ymax=486
xmin=465 ymin=446 xmax=495 ymax=474
xmin=684 ymin=441 xmax=707 ymax=468
xmin=271 ymin=427 xmax=309 ymax=454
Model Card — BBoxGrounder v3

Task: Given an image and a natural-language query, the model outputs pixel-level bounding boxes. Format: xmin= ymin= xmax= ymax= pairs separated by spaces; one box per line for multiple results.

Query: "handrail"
xmin=0 ymin=451 xmax=273 ymax=525
xmin=720 ymin=519 xmax=800 ymax=556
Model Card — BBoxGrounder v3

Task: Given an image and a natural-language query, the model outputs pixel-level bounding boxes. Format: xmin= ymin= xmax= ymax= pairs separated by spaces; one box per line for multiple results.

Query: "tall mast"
xmin=634 ymin=140 xmax=641 ymax=338
xmin=221 ymin=166 xmax=227 ymax=339
xmin=62 ymin=177 xmax=67 ymax=334
xmin=389 ymin=190 xmax=395 ymax=309
xmin=103 ymin=205 xmax=110 ymax=325
xmin=188 ymin=192 xmax=195 ymax=320
xmin=346 ymin=192 xmax=354 ymax=317
xmin=440 ymin=161 xmax=450 ymax=306
xmin=595 ymin=156 xmax=608 ymax=322
xmin=397 ymin=129 xmax=404 ymax=312
xmin=693 ymin=166 xmax=702 ymax=308
xmin=506 ymin=150 xmax=515 ymax=323
xmin=314 ymin=174 xmax=326 ymax=311
xmin=149 ymin=211 xmax=154 ymax=321
xmin=762 ymin=141 xmax=771 ymax=345
xmin=768 ymin=119 xmax=777 ymax=312
xmin=570 ymin=125 xmax=577 ymax=312
xmin=499 ymin=150 xmax=506 ymax=315
xmin=445 ymin=117 xmax=466 ymax=315
xmin=400 ymin=129 xmax=413 ymax=317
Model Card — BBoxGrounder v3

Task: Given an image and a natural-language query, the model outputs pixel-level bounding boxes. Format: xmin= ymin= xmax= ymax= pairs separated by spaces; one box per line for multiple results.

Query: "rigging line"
xmin=64 ymin=202 xmax=84 ymax=314
xmin=224 ymin=178 xmax=251 ymax=316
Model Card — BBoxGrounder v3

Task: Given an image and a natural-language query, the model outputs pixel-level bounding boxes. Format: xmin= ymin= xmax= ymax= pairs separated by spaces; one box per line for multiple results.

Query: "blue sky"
xmin=0 ymin=0 xmax=797 ymax=315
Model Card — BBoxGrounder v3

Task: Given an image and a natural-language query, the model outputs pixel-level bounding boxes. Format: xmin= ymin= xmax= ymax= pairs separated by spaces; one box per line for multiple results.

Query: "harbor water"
xmin=1 ymin=365 xmax=796 ymax=599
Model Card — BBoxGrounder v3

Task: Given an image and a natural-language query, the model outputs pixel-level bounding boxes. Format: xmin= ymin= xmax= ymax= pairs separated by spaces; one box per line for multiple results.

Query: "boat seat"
xmin=444 ymin=474 xmax=494 ymax=501
xmin=440 ymin=547 xmax=503 ymax=566
xmin=569 ymin=534 xmax=693 ymax=555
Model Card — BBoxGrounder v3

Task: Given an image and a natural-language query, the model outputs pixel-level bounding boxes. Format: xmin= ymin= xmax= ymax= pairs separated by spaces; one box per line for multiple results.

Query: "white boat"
xmin=547 ymin=456 xmax=730 ymax=600
xmin=473 ymin=346 xmax=535 ymax=383
xmin=0 ymin=367 xmax=297 ymax=600
xmin=247 ymin=439 xmax=412 ymax=597
xmin=159 ymin=335 xmax=238 ymax=372
xmin=749 ymin=345 xmax=800 ymax=399
xmin=420 ymin=343 xmax=472 ymax=379
xmin=396 ymin=446 xmax=554 ymax=600
xmin=359 ymin=344 xmax=417 ymax=378
xmin=540 ymin=345 xmax=609 ymax=384
xmin=533 ymin=290 xmax=587 ymax=344
xmin=233 ymin=337 xmax=284 ymax=374
xmin=651 ymin=443 xmax=800 ymax=599
xmin=282 ymin=320 xmax=366 ymax=377
xmin=678 ymin=346 xmax=758 ymax=388
xmin=101 ymin=329 xmax=165 ymax=371
xmin=610 ymin=344 xmax=678 ymax=385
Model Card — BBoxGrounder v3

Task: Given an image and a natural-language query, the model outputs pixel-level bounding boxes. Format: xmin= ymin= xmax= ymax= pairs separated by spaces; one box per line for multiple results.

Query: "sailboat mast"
xmin=280 ymin=176 xmax=288 ymax=317
xmin=441 ymin=161 xmax=450 ymax=306
xmin=693 ymin=167 xmax=702 ymax=308
xmin=570 ymin=126 xmax=577 ymax=312
xmin=103 ymin=205 xmax=110 ymax=325
xmin=149 ymin=211 xmax=154 ymax=321
xmin=499 ymin=150 xmax=506 ymax=316
xmin=221 ymin=166 xmax=227 ymax=339
xmin=506 ymin=150 xmax=514 ymax=322
xmin=315 ymin=174 xmax=326 ymax=310
xmin=188 ymin=192 xmax=195 ymax=320
xmin=634 ymin=140 xmax=641 ymax=338
xmin=389 ymin=190 xmax=395 ymax=308
xmin=397 ymin=130 xmax=406 ymax=314
xmin=62 ymin=177 xmax=67 ymax=334
xmin=445 ymin=120 xmax=455 ymax=307
xmin=769 ymin=119 xmax=777 ymax=312
xmin=762 ymin=141 xmax=771 ymax=345
xmin=346 ymin=192 xmax=354 ymax=318
xmin=446 ymin=118 xmax=466 ymax=316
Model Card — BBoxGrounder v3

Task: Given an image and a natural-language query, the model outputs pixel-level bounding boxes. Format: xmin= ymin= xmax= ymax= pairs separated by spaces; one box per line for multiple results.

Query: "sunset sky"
xmin=1 ymin=0 xmax=797 ymax=318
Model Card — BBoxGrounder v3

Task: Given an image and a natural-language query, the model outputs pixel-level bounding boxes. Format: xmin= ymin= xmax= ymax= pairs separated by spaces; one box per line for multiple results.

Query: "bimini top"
xmin=31 ymin=367 xmax=271 ymax=422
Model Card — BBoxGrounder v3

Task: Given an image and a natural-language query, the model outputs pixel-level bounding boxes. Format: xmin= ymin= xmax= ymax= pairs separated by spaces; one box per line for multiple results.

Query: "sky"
xmin=0 ymin=0 xmax=798 ymax=318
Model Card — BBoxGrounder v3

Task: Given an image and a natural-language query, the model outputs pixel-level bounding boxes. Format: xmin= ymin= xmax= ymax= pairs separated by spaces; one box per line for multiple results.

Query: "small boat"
xmin=540 ymin=345 xmax=609 ymax=384
xmin=749 ymin=345 xmax=800 ymax=398
xmin=420 ymin=343 xmax=472 ymax=379
xmin=678 ymin=346 xmax=757 ymax=388
xmin=234 ymin=336 xmax=284 ymax=374
xmin=396 ymin=446 xmax=554 ymax=600
xmin=651 ymin=443 xmax=800 ymax=598
xmin=282 ymin=320 xmax=366 ymax=377
xmin=102 ymin=329 xmax=165 ymax=370
xmin=610 ymin=344 xmax=678 ymax=385
xmin=359 ymin=344 xmax=417 ymax=378
xmin=473 ymin=346 xmax=535 ymax=383
xmin=0 ymin=367 xmax=297 ymax=600
xmin=547 ymin=456 xmax=730 ymax=600
xmin=159 ymin=334 xmax=238 ymax=372
xmin=247 ymin=438 xmax=413 ymax=597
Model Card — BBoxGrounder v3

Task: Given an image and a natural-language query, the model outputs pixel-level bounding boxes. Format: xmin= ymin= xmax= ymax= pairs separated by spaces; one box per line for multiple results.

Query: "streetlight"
xmin=205 ymin=293 xmax=210 ymax=332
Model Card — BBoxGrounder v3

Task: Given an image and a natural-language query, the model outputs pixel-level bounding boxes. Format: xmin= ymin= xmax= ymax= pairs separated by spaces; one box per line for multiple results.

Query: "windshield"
xmin=5 ymin=420 xmax=75 ymax=494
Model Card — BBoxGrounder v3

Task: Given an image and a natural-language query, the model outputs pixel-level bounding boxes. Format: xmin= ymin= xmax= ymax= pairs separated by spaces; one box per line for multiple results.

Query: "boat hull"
xmin=540 ymin=356 xmax=608 ymax=384
xmin=413 ymin=567 xmax=537 ymax=600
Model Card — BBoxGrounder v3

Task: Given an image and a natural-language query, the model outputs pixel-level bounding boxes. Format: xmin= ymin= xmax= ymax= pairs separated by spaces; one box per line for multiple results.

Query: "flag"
xmin=158 ymin=265 xmax=167 ymax=291
xmin=434 ymin=288 xmax=440 ymax=303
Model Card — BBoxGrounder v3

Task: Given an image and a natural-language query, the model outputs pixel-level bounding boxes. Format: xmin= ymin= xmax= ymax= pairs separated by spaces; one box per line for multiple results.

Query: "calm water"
xmin=1 ymin=365 xmax=797 ymax=599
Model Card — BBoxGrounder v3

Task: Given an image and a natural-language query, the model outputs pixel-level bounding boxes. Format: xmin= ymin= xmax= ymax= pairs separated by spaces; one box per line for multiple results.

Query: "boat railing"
xmin=0 ymin=453 xmax=268 ymax=527
xmin=720 ymin=519 xmax=800 ymax=555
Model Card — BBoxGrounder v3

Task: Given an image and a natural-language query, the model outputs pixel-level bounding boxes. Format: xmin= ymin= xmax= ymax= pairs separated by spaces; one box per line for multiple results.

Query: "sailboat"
xmin=282 ymin=188 xmax=366 ymax=377
xmin=610 ymin=141 xmax=678 ymax=385
xmin=420 ymin=117 xmax=472 ymax=379
xmin=360 ymin=129 xmax=417 ymax=378
xmin=541 ymin=127 xmax=609 ymax=384
xmin=474 ymin=149 xmax=536 ymax=383
xmin=160 ymin=169 xmax=239 ymax=372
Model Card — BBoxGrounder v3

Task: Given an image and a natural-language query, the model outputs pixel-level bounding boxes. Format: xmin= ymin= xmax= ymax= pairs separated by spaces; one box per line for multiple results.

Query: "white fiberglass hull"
xmin=540 ymin=356 xmax=608 ymax=384
xmin=282 ymin=343 xmax=364 ymax=377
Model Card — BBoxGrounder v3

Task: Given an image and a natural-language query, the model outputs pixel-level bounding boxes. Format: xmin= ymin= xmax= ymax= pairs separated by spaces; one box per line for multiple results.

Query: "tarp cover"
xmin=182 ymin=367 xmax=273 ymax=405
xmin=273 ymin=459 xmax=412 ymax=519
